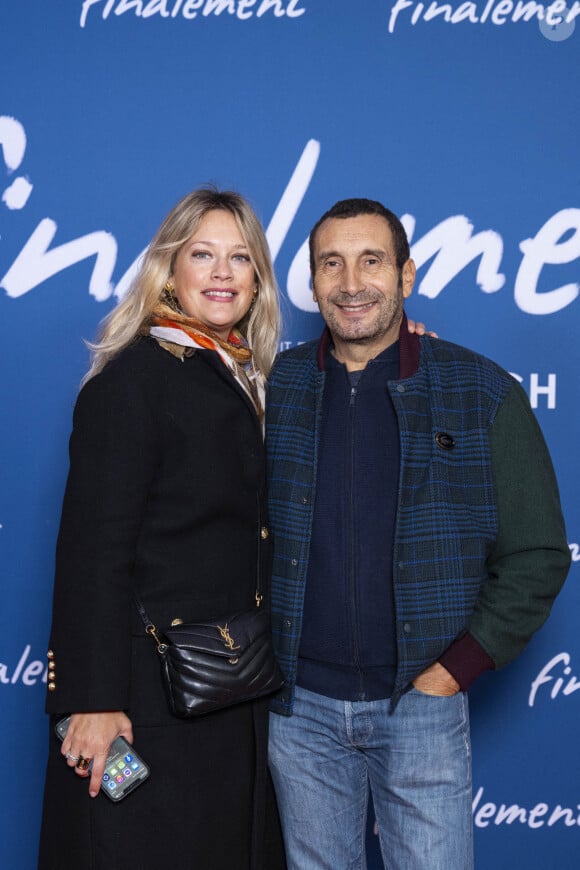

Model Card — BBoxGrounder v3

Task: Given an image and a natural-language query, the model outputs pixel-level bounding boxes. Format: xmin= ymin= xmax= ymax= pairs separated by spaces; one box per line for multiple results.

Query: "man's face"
xmin=312 ymin=214 xmax=415 ymax=355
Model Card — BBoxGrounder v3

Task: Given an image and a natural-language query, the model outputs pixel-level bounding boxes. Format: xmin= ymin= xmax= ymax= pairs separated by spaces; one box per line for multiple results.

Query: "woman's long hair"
xmin=82 ymin=187 xmax=281 ymax=384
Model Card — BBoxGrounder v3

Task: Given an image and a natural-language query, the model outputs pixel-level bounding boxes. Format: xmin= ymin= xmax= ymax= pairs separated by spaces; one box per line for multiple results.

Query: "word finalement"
xmin=473 ymin=787 xmax=580 ymax=829
xmin=529 ymin=651 xmax=580 ymax=706
xmin=0 ymin=645 xmax=47 ymax=687
xmin=80 ymin=0 xmax=306 ymax=28
xmin=1 ymin=118 xmax=579 ymax=318
xmin=388 ymin=0 xmax=580 ymax=32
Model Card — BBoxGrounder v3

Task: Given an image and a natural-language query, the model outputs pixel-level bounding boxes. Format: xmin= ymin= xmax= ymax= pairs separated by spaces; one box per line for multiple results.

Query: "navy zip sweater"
xmin=296 ymin=342 xmax=400 ymax=701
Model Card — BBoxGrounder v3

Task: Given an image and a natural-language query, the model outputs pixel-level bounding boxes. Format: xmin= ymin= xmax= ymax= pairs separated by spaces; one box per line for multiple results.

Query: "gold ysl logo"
xmin=217 ymin=623 xmax=240 ymax=652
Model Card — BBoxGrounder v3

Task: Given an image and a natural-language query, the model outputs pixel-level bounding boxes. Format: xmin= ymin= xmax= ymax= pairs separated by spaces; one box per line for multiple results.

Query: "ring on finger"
xmin=66 ymin=752 xmax=80 ymax=762
xmin=76 ymin=755 xmax=91 ymax=771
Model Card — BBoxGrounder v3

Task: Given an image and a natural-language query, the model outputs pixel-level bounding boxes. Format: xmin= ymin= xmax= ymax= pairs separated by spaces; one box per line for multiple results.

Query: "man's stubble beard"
xmin=322 ymin=286 xmax=405 ymax=346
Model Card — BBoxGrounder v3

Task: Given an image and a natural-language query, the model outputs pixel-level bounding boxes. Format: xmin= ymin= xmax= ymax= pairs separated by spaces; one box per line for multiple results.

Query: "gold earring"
xmin=162 ymin=280 xmax=180 ymax=311
xmin=249 ymin=287 xmax=259 ymax=312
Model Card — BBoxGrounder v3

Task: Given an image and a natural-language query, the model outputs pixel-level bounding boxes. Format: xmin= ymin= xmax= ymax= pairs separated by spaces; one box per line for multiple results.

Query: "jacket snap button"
xmin=260 ymin=526 xmax=269 ymax=540
xmin=435 ymin=432 xmax=455 ymax=450
xmin=403 ymin=622 xmax=412 ymax=633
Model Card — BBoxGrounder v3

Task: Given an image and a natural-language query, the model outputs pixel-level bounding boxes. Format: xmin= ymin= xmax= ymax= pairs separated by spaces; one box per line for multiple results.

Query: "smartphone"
xmin=55 ymin=716 xmax=150 ymax=802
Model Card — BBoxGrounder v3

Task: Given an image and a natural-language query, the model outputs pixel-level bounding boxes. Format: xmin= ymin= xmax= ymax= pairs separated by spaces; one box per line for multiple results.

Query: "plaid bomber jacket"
xmin=265 ymin=321 xmax=570 ymax=713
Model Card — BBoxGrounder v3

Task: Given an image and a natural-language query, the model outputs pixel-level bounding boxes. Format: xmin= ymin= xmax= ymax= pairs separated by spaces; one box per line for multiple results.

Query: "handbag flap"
xmin=163 ymin=607 xmax=269 ymax=659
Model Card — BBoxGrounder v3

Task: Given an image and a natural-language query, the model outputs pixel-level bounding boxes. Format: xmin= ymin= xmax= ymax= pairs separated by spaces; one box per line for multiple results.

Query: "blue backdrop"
xmin=1 ymin=2 xmax=578 ymax=867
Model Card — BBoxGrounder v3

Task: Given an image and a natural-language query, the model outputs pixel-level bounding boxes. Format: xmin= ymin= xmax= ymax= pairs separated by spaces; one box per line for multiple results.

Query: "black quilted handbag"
xmin=134 ymin=536 xmax=283 ymax=717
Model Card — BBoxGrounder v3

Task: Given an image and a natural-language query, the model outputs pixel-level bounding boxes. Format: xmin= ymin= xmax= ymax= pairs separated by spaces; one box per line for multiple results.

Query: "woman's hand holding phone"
xmin=61 ymin=711 xmax=134 ymax=797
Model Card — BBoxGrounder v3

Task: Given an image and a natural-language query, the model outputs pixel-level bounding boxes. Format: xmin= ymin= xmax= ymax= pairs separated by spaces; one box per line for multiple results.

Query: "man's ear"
xmin=402 ymin=259 xmax=416 ymax=299
xmin=312 ymin=278 xmax=318 ymax=304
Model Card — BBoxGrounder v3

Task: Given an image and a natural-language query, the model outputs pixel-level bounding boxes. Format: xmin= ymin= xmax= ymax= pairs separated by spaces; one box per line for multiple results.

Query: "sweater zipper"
xmin=348 ymin=383 xmax=363 ymax=696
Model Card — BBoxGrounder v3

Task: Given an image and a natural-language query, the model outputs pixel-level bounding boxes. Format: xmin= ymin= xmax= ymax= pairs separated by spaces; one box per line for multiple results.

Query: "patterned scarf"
xmin=147 ymin=302 xmax=265 ymax=427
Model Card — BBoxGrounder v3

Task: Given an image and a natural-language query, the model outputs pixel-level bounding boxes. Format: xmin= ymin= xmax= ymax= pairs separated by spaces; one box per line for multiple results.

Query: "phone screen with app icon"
xmin=55 ymin=716 xmax=150 ymax=802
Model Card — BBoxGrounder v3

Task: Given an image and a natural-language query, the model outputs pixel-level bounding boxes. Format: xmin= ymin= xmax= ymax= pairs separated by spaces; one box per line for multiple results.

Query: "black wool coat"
xmin=39 ymin=336 xmax=285 ymax=870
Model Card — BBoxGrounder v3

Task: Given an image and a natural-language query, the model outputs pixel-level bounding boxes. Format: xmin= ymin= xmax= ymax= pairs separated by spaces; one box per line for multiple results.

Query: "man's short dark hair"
xmin=309 ymin=198 xmax=411 ymax=275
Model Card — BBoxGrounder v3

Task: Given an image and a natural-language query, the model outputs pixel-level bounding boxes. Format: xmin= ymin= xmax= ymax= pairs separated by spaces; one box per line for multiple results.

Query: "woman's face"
xmin=171 ymin=209 xmax=256 ymax=339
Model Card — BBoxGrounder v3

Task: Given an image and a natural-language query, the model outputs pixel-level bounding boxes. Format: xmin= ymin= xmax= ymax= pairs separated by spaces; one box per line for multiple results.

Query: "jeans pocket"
xmin=410 ymin=684 xmax=462 ymax=698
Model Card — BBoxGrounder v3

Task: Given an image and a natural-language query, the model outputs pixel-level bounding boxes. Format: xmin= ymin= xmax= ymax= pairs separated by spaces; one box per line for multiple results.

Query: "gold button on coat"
xmin=260 ymin=526 xmax=269 ymax=540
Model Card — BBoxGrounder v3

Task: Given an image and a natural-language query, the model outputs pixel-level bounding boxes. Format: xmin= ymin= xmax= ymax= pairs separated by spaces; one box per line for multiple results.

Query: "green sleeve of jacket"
xmin=468 ymin=380 xmax=570 ymax=668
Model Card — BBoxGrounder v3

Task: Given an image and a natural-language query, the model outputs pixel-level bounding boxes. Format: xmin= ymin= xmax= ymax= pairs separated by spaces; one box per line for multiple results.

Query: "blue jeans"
xmin=269 ymin=685 xmax=473 ymax=870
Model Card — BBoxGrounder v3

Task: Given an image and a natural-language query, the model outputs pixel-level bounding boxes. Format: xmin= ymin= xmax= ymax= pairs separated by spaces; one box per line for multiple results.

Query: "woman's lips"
xmin=202 ymin=289 xmax=236 ymax=300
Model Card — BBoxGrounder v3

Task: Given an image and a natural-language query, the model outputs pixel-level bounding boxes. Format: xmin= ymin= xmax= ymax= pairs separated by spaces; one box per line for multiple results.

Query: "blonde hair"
xmin=82 ymin=187 xmax=281 ymax=384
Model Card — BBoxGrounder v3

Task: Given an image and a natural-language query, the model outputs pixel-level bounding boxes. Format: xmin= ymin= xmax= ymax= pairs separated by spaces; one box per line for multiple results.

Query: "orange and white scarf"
xmin=148 ymin=304 xmax=265 ymax=429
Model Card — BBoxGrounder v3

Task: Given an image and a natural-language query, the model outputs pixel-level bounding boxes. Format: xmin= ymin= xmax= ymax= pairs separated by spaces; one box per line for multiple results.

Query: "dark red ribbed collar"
xmin=316 ymin=311 xmax=420 ymax=379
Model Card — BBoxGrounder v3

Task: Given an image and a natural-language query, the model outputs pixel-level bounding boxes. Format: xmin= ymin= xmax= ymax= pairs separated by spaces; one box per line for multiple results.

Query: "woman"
xmin=38 ymin=188 xmax=286 ymax=870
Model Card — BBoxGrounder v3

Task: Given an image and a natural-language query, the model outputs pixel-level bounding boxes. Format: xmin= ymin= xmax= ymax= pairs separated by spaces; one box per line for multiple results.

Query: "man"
xmin=265 ymin=198 xmax=570 ymax=869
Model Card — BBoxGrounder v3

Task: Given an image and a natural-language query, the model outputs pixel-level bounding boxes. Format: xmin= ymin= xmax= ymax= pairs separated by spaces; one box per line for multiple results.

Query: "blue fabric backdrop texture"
xmin=1 ymin=2 xmax=578 ymax=868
